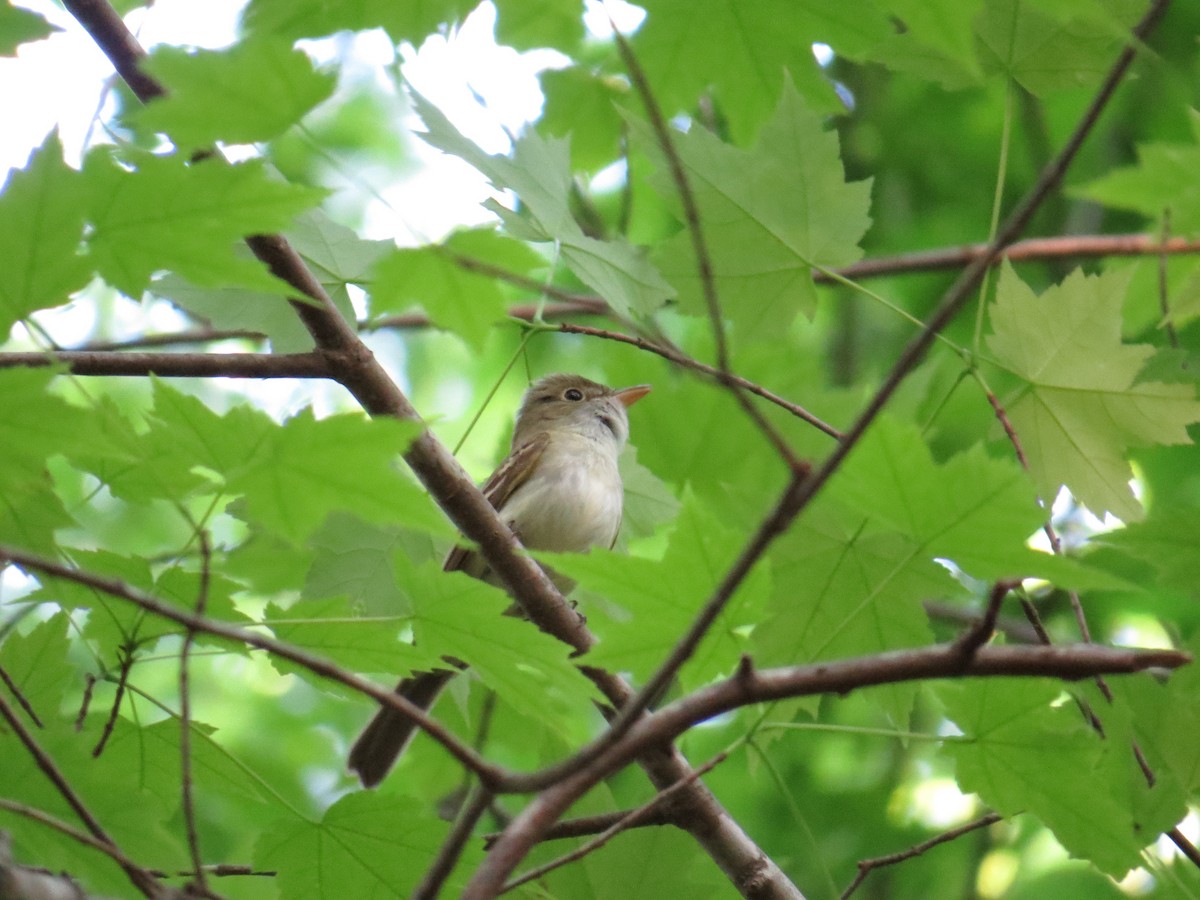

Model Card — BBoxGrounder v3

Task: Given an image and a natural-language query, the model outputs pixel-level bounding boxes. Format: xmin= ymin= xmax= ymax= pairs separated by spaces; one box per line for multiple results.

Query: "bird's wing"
xmin=442 ymin=432 xmax=550 ymax=574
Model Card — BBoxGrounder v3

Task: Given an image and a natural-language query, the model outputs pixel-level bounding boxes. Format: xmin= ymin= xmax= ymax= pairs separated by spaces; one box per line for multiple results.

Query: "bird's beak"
xmin=613 ymin=384 xmax=651 ymax=408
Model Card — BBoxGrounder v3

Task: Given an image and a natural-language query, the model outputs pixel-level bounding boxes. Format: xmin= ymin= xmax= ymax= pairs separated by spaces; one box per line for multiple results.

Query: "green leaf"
xmin=546 ymin=493 xmax=768 ymax=689
xmin=264 ymin=596 xmax=435 ymax=681
xmin=255 ymin=792 xmax=468 ymax=897
xmin=973 ymin=0 xmax=1139 ymax=96
xmin=0 ymin=473 xmax=74 ymax=554
xmin=0 ymin=132 xmax=92 ymax=334
xmin=240 ymin=0 xmax=476 ymax=45
xmin=632 ymin=0 xmax=862 ymax=141
xmin=400 ymin=556 xmax=601 ymax=730
xmin=0 ymin=367 xmax=92 ymax=481
xmin=370 ymin=228 xmax=543 ymax=349
xmin=0 ymin=2 xmax=56 ymax=56
xmin=494 ymin=0 xmax=583 ymax=52
xmin=411 ymin=91 xmax=674 ymax=319
xmin=305 ymin=513 xmax=440 ymax=614
xmin=83 ymin=149 xmax=326 ymax=298
xmin=229 ymin=410 xmax=447 ymax=543
xmin=145 ymin=379 xmax=275 ymax=478
xmin=986 ymin=264 xmax=1200 ymax=521
xmin=617 ymin=445 xmax=681 ymax=544
xmin=754 ymin=511 xmax=947 ymax=725
xmin=137 ymin=37 xmax=336 ymax=149
xmin=0 ymin=612 xmax=71 ymax=718
xmin=538 ymin=67 xmax=628 ymax=172
xmin=835 ymin=416 xmax=1122 ymax=587
xmin=647 ymin=80 xmax=872 ymax=344
xmin=1079 ymin=115 xmax=1200 ymax=233
xmin=942 ymin=678 xmax=1167 ymax=877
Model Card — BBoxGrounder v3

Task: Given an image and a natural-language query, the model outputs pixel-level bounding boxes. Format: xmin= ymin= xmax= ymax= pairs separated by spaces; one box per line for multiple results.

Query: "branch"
xmin=840 ymin=813 xmax=1003 ymax=899
xmin=557 ymin=323 xmax=843 ymax=440
xmin=466 ymin=641 xmax=1188 ymax=896
xmin=0 ymin=350 xmax=334 ymax=379
xmin=482 ymin=808 xmax=673 ymax=849
xmin=612 ymin=24 xmax=804 ymax=471
xmin=500 ymin=752 xmax=728 ymax=893
xmin=0 ymin=694 xmax=162 ymax=897
xmin=0 ymin=546 xmax=504 ymax=787
xmin=0 ymin=800 xmax=162 ymax=889
xmin=178 ymin=532 xmax=211 ymax=892
xmin=827 ymin=233 xmax=1200 ymax=282
xmin=412 ymin=786 xmax=493 ymax=900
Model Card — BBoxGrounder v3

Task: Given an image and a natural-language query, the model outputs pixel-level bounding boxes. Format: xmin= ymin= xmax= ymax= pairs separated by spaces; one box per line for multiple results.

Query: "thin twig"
xmin=0 ymin=545 xmax=505 ymax=787
xmin=483 ymin=808 xmax=673 ymax=850
xmin=558 ymin=322 xmax=843 ymax=439
xmin=611 ymin=22 xmax=803 ymax=471
xmin=827 ymin=233 xmax=1200 ymax=282
xmin=179 ymin=532 xmax=211 ymax=892
xmin=0 ymin=663 xmax=42 ymax=727
xmin=0 ymin=798 xmax=161 ymax=884
xmin=953 ymin=581 xmax=1017 ymax=662
xmin=606 ymin=472 xmax=809 ymax=739
xmin=840 ymin=813 xmax=1003 ymax=899
xmin=0 ymin=694 xmax=162 ymax=896
xmin=500 ymin=752 xmax=728 ymax=893
xmin=92 ymin=644 xmax=134 ymax=757
xmin=75 ymin=673 xmax=96 ymax=731
xmin=412 ymin=786 xmax=494 ymax=900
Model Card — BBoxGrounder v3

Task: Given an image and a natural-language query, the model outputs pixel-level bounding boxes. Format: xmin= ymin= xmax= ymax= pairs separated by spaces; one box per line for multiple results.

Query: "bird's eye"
xmin=564 ymin=388 xmax=584 ymax=401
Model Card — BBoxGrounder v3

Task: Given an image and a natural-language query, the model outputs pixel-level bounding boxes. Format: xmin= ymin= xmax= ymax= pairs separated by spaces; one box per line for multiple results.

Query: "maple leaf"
xmin=986 ymin=264 xmax=1200 ymax=521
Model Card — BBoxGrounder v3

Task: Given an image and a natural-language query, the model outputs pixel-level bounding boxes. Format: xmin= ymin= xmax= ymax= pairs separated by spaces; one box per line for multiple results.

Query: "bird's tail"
xmin=348 ymin=669 xmax=455 ymax=787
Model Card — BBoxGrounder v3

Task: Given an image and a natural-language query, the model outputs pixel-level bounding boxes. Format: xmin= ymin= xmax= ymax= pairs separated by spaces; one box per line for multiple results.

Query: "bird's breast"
xmin=499 ymin=436 xmax=623 ymax=553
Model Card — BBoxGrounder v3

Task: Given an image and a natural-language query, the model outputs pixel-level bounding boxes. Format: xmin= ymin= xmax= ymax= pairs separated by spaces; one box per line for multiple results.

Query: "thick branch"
xmin=468 ymin=642 xmax=1188 ymax=896
xmin=0 ymin=350 xmax=333 ymax=379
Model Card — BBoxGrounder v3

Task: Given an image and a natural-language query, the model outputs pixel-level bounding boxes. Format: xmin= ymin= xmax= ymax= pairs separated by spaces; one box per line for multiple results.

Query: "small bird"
xmin=348 ymin=373 xmax=651 ymax=787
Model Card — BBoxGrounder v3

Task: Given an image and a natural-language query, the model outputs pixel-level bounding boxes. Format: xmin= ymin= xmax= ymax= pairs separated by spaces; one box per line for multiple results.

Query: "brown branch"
xmin=0 ymin=798 xmax=162 ymax=887
xmin=1169 ymin=827 xmax=1200 ymax=871
xmin=840 ymin=813 xmax=1003 ymax=899
xmin=558 ymin=323 xmax=843 ymax=439
xmin=178 ymin=532 xmax=211 ymax=893
xmin=952 ymin=581 xmax=1017 ymax=662
xmin=465 ymin=641 xmax=1187 ymax=896
xmin=0 ymin=545 xmax=504 ymax=787
xmin=91 ymin=644 xmax=133 ymax=758
xmin=0 ymin=664 xmax=42 ymax=728
xmin=0 ymin=695 xmax=162 ymax=897
xmin=827 ymin=233 xmax=1200 ymax=283
xmin=612 ymin=24 xmax=803 ymax=472
xmin=412 ymin=786 xmax=493 ymax=900
xmin=74 ymin=674 xmax=96 ymax=731
xmin=606 ymin=473 xmax=809 ymax=739
xmin=922 ymin=600 xmax=1042 ymax=645
xmin=58 ymin=234 xmax=1200 ymax=355
xmin=501 ymin=752 xmax=728 ymax=893
xmin=483 ymin=808 xmax=673 ymax=850
xmin=0 ymin=350 xmax=333 ymax=379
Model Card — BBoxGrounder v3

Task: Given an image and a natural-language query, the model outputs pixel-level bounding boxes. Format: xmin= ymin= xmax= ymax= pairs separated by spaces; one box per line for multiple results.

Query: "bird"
xmin=348 ymin=373 xmax=651 ymax=787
